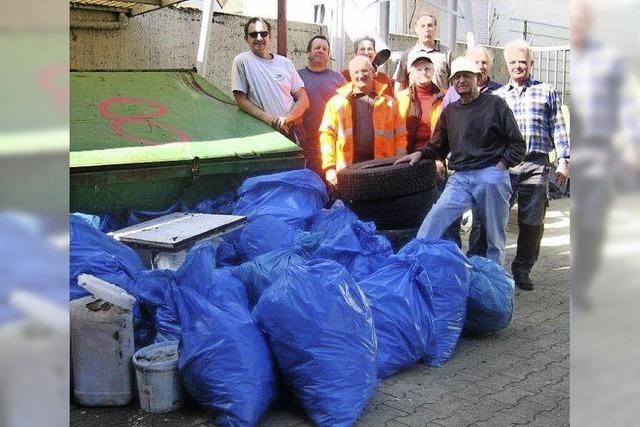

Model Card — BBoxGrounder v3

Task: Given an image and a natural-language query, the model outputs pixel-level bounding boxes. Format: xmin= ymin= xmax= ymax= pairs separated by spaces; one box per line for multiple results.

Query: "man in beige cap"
xmin=395 ymin=57 xmax=526 ymax=265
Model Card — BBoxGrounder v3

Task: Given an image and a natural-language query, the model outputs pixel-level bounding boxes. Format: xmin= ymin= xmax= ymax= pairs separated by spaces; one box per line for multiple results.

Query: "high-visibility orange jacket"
xmin=319 ymin=81 xmax=407 ymax=172
xmin=396 ymin=83 xmax=446 ymax=153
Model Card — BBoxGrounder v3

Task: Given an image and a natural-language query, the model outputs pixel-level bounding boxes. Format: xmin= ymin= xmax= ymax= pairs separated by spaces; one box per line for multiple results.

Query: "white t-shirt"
xmin=231 ymin=51 xmax=305 ymax=117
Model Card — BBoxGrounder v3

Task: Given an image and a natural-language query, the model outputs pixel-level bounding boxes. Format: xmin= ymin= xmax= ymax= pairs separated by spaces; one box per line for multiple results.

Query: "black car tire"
xmin=337 ymin=157 xmax=437 ymax=201
xmin=347 ymin=187 xmax=439 ymax=230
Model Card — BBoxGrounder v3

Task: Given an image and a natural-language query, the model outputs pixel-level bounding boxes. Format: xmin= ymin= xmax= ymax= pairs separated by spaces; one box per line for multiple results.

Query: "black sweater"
xmin=421 ymin=93 xmax=526 ymax=171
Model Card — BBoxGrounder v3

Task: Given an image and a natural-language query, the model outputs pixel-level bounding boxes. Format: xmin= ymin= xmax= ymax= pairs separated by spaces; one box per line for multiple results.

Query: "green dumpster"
xmin=70 ymin=70 xmax=305 ymax=214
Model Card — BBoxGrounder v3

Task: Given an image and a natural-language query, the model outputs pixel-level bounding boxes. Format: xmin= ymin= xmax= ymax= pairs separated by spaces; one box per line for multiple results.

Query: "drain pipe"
xmin=70 ymin=12 xmax=128 ymax=30
xmin=196 ymin=0 xmax=215 ymax=76
xmin=277 ymin=0 xmax=287 ymax=56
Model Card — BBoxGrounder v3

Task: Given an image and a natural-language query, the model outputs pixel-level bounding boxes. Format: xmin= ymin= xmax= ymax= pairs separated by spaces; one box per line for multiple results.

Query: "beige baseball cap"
xmin=407 ymin=50 xmax=434 ymax=68
xmin=449 ymin=57 xmax=480 ymax=80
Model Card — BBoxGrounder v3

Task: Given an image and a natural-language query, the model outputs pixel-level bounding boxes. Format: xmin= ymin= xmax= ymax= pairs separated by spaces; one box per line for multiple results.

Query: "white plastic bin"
xmin=132 ymin=340 xmax=184 ymax=413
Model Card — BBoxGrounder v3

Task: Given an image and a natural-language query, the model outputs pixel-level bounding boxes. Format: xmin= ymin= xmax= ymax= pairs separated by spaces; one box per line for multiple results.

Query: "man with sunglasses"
xmin=231 ymin=17 xmax=309 ymax=145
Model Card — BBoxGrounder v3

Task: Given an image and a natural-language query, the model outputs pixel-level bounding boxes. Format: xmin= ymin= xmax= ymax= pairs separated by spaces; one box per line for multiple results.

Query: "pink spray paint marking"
xmin=99 ymin=97 xmax=190 ymax=145
xmin=37 ymin=64 xmax=69 ymax=114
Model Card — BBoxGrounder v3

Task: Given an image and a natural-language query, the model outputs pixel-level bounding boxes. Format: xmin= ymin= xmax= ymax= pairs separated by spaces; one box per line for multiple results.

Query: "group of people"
xmin=231 ymin=13 xmax=570 ymax=291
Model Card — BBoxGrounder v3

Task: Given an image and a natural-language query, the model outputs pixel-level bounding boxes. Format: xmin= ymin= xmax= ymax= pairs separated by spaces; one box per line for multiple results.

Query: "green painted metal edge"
xmin=70 ymin=70 xmax=301 ymax=168
xmin=0 ymin=128 xmax=68 ymax=155
xmin=70 ymin=136 xmax=301 ymax=168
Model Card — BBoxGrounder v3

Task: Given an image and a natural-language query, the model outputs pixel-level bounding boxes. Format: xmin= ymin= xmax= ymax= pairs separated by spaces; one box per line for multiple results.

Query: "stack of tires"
xmin=337 ymin=157 xmax=439 ymax=251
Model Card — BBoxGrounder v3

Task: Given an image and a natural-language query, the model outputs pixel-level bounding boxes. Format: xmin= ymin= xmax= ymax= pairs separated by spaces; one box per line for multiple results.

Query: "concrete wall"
xmin=202 ymin=14 xmax=325 ymax=95
xmin=70 ymin=6 xmax=511 ymax=93
xmin=489 ymin=0 xmax=569 ymax=47
xmin=70 ymin=7 xmax=200 ymax=72
xmin=70 ymin=7 xmax=325 ymax=95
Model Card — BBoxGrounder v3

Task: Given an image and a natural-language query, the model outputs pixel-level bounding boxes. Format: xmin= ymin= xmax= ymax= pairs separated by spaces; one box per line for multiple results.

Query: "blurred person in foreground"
xmin=570 ymin=0 xmax=640 ymax=309
xmin=231 ymin=17 xmax=309 ymax=145
xmin=494 ymin=40 xmax=570 ymax=291
xmin=320 ymin=55 xmax=406 ymax=186
xmin=298 ymin=35 xmax=346 ymax=178
xmin=342 ymin=36 xmax=394 ymax=97
xmin=395 ymin=57 xmax=526 ymax=266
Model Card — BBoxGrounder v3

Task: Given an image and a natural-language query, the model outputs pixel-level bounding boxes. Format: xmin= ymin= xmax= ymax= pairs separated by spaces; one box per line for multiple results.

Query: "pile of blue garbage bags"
xmin=70 ymin=169 xmax=515 ymax=426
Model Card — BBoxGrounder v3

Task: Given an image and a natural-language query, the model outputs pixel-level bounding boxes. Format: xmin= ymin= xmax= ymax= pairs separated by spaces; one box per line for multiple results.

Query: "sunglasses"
xmin=248 ymin=31 xmax=269 ymax=39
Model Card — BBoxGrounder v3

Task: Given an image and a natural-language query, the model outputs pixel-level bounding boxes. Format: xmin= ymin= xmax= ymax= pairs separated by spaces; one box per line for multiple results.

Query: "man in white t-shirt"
xmin=231 ymin=17 xmax=310 ymax=144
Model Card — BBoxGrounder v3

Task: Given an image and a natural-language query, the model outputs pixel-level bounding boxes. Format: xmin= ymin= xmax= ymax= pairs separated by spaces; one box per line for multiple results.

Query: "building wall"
xmin=70 ymin=5 xmax=515 ymax=93
xmin=70 ymin=7 xmax=325 ymax=95
xmin=488 ymin=0 xmax=569 ymax=46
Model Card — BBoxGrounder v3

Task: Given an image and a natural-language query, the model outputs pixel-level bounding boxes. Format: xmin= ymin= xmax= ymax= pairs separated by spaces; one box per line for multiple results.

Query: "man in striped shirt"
xmin=494 ymin=40 xmax=570 ymax=291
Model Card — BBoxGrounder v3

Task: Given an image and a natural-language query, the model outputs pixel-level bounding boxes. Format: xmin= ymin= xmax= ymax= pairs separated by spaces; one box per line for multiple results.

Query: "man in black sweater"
xmin=396 ymin=57 xmax=526 ymax=265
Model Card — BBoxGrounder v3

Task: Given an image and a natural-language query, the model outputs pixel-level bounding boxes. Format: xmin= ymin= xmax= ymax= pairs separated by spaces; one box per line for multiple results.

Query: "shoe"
xmin=513 ymin=269 xmax=534 ymax=291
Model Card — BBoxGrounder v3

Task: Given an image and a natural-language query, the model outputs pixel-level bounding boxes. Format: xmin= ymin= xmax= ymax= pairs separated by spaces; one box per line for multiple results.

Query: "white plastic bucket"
xmin=132 ymin=340 xmax=184 ymax=413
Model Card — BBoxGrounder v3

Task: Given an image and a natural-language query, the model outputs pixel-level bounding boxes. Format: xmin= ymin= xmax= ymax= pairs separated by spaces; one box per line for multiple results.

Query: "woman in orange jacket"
xmin=396 ymin=53 xmax=446 ymax=155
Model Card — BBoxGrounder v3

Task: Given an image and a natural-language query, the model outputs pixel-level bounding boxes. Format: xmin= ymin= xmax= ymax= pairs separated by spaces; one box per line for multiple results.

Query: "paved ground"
xmin=71 ymin=198 xmax=570 ymax=426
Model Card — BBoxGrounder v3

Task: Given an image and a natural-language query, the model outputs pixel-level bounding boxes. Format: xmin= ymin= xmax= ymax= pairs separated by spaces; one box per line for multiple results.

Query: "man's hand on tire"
xmin=394 ymin=151 xmax=422 ymax=166
xmin=325 ymin=168 xmax=338 ymax=186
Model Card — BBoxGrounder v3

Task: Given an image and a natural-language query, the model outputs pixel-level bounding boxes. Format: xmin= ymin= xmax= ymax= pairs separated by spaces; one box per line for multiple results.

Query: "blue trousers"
xmin=416 ymin=166 xmax=512 ymax=265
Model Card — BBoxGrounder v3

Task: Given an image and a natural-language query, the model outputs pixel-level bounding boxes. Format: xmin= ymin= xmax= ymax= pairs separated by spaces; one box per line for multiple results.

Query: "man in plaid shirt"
xmin=494 ymin=40 xmax=570 ymax=291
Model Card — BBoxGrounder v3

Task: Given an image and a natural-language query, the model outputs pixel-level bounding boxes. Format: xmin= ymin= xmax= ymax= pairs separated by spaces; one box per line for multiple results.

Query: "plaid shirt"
xmin=494 ymin=77 xmax=570 ymax=159
xmin=572 ymin=40 xmax=640 ymax=145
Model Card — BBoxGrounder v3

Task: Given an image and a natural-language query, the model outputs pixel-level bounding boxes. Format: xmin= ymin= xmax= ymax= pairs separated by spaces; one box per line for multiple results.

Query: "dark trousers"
xmin=467 ymin=153 xmax=550 ymax=272
xmin=510 ymin=153 xmax=550 ymax=273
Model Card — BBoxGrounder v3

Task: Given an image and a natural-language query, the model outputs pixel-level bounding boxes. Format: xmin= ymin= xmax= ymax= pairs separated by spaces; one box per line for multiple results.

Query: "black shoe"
xmin=513 ymin=269 xmax=534 ymax=291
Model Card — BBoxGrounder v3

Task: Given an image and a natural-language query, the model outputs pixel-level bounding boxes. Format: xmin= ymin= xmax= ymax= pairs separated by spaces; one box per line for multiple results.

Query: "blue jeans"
xmin=416 ymin=166 xmax=512 ymax=265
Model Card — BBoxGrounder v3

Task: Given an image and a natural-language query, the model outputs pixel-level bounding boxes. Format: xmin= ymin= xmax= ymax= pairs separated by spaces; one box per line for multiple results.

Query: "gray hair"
xmin=503 ymin=39 xmax=534 ymax=63
xmin=466 ymin=46 xmax=494 ymax=65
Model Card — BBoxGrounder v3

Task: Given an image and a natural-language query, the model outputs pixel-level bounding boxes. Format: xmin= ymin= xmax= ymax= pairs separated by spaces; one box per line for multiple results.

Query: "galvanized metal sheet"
xmin=111 ymin=212 xmax=246 ymax=249
xmin=70 ymin=0 xmax=188 ymax=16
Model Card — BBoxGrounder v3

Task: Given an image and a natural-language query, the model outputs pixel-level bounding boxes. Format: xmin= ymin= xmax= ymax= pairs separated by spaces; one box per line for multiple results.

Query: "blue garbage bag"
xmin=358 ymin=256 xmax=436 ymax=378
xmin=310 ymin=220 xmax=392 ymax=281
xmin=0 ymin=214 xmax=68 ymax=323
xmin=397 ymin=239 xmax=472 ymax=367
xmin=189 ymin=192 xmax=236 ymax=215
xmin=134 ymin=242 xmax=250 ymax=343
xmin=127 ymin=201 xmax=182 ymax=228
xmin=126 ymin=192 xmax=236 ymax=228
xmin=253 ymin=259 xmax=378 ymax=427
xmin=72 ymin=212 xmax=126 ymax=234
xmin=70 ymin=214 xmax=144 ymax=300
xmin=176 ymin=242 xmax=249 ymax=309
xmin=465 ymin=256 xmax=515 ymax=335
xmin=133 ymin=269 xmax=180 ymax=343
xmin=237 ymin=215 xmax=303 ymax=261
xmin=169 ymin=285 xmax=277 ymax=426
xmin=233 ymin=169 xmax=328 ymax=229
xmin=70 ymin=214 xmax=154 ymax=346
xmin=210 ymin=237 xmax=241 ymax=267
xmin=309 ymin=200 xmax=358 ymax=238
xmin=232 ymin=248 xmax=307 ymax=308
